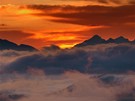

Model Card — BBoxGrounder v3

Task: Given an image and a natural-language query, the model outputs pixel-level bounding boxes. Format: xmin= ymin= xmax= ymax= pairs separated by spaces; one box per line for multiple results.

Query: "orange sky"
xmin=0 ymin=0 xmax=135 ymax=49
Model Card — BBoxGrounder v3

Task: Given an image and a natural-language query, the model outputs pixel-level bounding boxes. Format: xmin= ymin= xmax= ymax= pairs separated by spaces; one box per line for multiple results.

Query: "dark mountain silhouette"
xmin=75 ymin=35 xmax=106 ymax=47
xmin=114 ymin=36 xmax=129 ymax=43
xmin=106 ymin=38 xmax=115 ymax=43
xmin=0 ymin=39 xmax=37 ymax=51
xmin=17 ymin=44 xmax=38 ymax=51
xmin=75 ymin=35 xmax=134 ymax=47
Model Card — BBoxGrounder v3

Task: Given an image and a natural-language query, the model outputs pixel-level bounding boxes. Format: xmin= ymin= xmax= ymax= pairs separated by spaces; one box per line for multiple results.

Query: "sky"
xmin=0 ymin=0 xmax=135 ymax=48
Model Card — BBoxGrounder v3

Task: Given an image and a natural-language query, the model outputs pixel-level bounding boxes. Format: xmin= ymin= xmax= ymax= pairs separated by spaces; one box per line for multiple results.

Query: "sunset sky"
xmin=0 ymin=0 xmax=135 ymax=48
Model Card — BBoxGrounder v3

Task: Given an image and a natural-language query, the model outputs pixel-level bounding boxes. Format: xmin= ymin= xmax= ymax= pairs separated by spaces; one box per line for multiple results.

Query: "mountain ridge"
xmin=74 ymin=35 xmax=135 ymax=47
xmin=0 ymin=39 xmax=37 ymax=51
xmin=0 ymin=35 xmax=135 ymax=51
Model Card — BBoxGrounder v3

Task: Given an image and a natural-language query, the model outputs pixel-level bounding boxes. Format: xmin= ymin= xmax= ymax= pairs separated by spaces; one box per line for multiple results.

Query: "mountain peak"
xmin=91 ymin=34 xmax=101 ymax=39
xmin=74 ymin=35 xmax=133 ymax=47
xmin=75 ymin=35 xmax=106 ymax=47
xmin=115 ymin=36 xmax=129 ymax=43
xmin=116 ymin=36 xmax=126 ymax=40
xmin=0 ymin=39 xmax=37 ymax=51
xmin=107 ymin=38 xmax=115 ymax=43
xmin=85 ymin=34 xmax=105 ymax=43
xmin=91 ymin=35 xmax=102 ymax=39
xmin=18 ymin=44 xmax=37 ymax=51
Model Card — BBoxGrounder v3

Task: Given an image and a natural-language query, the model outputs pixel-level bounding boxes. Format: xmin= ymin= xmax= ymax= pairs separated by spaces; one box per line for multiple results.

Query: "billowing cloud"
xmin=0 ymin=43 xmax=135 ymax=74
xmin=1 ymin=71 xmax=135 ymax=101
xmin=1 ymin=45 xmax=135 ymax=100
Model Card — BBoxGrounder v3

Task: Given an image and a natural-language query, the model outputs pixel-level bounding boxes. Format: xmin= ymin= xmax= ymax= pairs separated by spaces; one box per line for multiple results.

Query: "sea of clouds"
xmin=1 ymin=43 xmax=135 ymax=74
xmin=0 ymin=43 xmax=135 ymax=101
xmin=0 ymin=72 xmax=135 ymax=101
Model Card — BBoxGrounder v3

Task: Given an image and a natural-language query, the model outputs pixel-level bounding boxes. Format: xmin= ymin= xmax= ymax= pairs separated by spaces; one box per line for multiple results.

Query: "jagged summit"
xmin=107 ymin=38 xmax=115 ymax=43
xmin=74 ymin=35 xmax=134 ymax=47
xmin=91 ymin=35 xmax=102 ymax=39
xmin=0 ymin=39 xmax=37 ymax=51
xmin=114 ymin=36 xmax=129 ymax=43
xmin=75 ymin=35 xmax=106 ymax=47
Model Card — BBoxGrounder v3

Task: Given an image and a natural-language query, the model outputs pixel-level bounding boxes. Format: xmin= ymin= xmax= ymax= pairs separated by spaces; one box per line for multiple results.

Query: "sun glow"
xmin=17 ymin=9 xmax=33 ymax=15
xmin=59 ymin=43 xmax=77 ymax=49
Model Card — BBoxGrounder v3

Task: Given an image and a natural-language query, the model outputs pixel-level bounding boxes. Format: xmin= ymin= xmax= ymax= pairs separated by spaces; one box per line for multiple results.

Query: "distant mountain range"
xmin=0 ymin=39 xmax=37 ymax=51
xmin=0 ymin=35 xmax=135 ymax=51
xmin=75 ymin=35 xmax=135 ymax=47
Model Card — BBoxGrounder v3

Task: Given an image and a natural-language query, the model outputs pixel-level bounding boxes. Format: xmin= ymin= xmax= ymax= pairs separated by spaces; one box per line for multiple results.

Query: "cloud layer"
xmin=1 ymin=72 xmax=135 ymax=101
xmin=0 ymin=43 xmax=135 ymax=74
xmin=1 ymin=43 xmax=135 ymax=101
